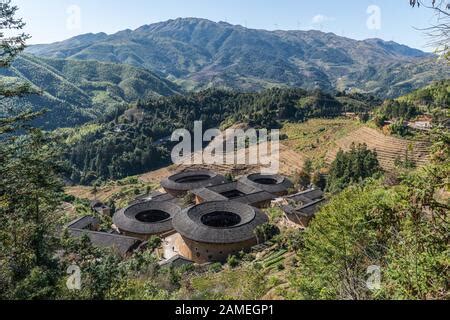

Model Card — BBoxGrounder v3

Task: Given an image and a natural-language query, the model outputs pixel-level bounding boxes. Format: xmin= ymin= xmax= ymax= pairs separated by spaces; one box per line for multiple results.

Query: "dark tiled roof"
xmin=286 ymin=189 xmax=324 ymax=203
xmin=69 ymin=229 xmax=141 ymax=256
xmin=67 ymin=216 xmax=100 ymax=230
xmin=234 ymin=191 xmax=276 ymax=206
xmin=161 ymin=170 xmax=226 ymax=192
xmin=90 ymin=200 xmax=104 ymax=208
xmin=173 ymin=201 xmax=268 ymax=244
xmin=191 ymin=187 xmax=228 ymax=202
xmin=134 ymin=191 xmax=164 ymax=201
xmin=153 ymin=193 xmax=178 ymax=202
xmin=207 ymin=181 xmax=261 ymax=194
xmin=158 ymin=255 xmax=194 ymax=268
xmin=113 ymin=201 xmax=181 ymax=236
xmin=283 ymin=198 xmax=326 ymax=217
xmin=191 ymin=181 xmax=276 ymax=206
xmin=129 ymin=192 xmax=178 ymax=206
xmin=239 ymin=174 xmax=293 ymax=194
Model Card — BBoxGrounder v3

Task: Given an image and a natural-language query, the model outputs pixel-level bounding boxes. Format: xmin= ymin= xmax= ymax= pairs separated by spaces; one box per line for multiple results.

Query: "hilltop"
xmin=26 ymin=18 xmax=449 ymax=96
xmin=0 ymin=55 xmax=182 ymax=130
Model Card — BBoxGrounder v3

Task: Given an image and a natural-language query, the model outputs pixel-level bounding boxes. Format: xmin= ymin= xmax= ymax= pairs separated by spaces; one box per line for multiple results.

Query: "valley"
xmin=1 ymin=2 xmax=449 ymax=302
xmin=64 ymin=117 xmax=435 ymax=205
xmin=2 ymin=18 xmax=448 ymax=133
xmin=0 ymin=54 xmax=182 ymax=130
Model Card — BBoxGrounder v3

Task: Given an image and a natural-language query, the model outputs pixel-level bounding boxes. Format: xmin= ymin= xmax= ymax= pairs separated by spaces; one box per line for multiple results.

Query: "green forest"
xmin=58 ymin=88 xmax=380 ymax=185
xmin=0 ymin=55 xmax=182 ymax=130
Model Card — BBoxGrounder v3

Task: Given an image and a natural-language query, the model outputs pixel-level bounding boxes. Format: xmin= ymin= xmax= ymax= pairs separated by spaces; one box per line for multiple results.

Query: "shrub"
xmin=227 ymin=255 xmax=239 ymax=268
xmin=254 ymin=223 xmax=280 ymax=243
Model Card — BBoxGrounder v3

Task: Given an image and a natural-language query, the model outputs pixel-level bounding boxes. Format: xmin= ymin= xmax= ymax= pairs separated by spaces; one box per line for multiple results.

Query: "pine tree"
xmin=0 ymin=2 xmax=63 ymax=299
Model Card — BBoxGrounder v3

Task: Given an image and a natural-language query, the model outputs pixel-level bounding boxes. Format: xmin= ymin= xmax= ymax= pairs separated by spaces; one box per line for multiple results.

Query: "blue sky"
xmin=14 ymin=0 xmax=439 ymax=51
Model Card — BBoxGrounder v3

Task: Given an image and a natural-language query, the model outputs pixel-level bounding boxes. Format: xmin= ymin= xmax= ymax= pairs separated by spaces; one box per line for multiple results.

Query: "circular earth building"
xmin=113 ymin=201 xmax=181 ymax=240
xmin=173 ymin=201 xmax=269 ymax=263
xmin=161 ymin=170 xmax=226 ymax=197
xmin=239 ymin=173 xmax=293 ymax=196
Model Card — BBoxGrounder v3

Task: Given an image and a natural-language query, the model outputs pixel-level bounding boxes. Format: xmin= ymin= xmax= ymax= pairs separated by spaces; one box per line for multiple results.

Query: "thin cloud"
xmin=311 ymin=14 xmax=334 ymax=25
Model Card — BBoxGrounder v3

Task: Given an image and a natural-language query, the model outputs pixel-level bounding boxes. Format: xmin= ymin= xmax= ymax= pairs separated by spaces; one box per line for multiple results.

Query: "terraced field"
xmin=171 ymin=143 xmax=305 ymax=178
xmin=140 ymin=133 xmax=307 ymax=183
xmin=282 ymin=119 xmax=362 ymax=168
xmin=66 ymin=120 xmax=432 ymax=203
xmin=326 ymin=127 xmax=431 ymax=171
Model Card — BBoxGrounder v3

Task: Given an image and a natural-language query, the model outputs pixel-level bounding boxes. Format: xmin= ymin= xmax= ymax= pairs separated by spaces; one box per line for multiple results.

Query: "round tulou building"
xmin=113 ymin=201 xmax=181 ymax=240
xmin=173 ymin=201 xmax=269 ymax=263
xmin=161 ymin=170 xmax=226 ymax=197
xmin=239 ymin=173 xmax=293 ymax=196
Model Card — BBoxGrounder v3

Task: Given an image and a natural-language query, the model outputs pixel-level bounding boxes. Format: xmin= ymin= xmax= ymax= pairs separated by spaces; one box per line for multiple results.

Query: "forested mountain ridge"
xmin=374 ymin=79 xmax=449 ymax=129
xmin=0 ymin=54 xmax=182 ymax=130
xmin=26 ymin=18 xmax=449 ymax=96
xmin=396 ymin=79 xmax=449 ymax=107
xmin=56 ymin=87 xmax=381 ymax=185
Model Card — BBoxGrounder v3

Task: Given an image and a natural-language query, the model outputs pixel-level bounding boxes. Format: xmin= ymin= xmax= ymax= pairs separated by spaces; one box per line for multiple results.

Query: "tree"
xmin=295 ymin=159 xmax=314 ymax=189
xmin=0 ymin=0 xmax=30 ymax=67
xmin=311 ymin=170 xmax=326 ymax=190
xmin=389 ymin=118 xmax=410 ymax=137
xmin=0 ymin=0 xmax=33 ymax=97
xmin=295 ymin=171 xmax=311 ymax=190
xmin=226 ymin=255 xmax=239 ymax=268
xmin=0 ymin=129 xmax=64 ymax=299
xmin=288 ymin=161 xmax=448 ymax=300
xmin=409 ymin=0 xmax=450 ymax=60
xmin=326 ymin=144 xmax=382 ymax=193
xmin=254 ymin=223 xmax=280 ymax=244
xmin=303 ymin=158 xmax=313 ymax=175
xmin=0 ymin=0 xmax=36 ymax=135
xmin=0 ymin=2 xmax=64 ymax=299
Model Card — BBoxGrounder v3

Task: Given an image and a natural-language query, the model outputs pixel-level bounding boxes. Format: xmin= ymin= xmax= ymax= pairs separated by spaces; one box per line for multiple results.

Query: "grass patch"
xmin=282 ymin=119 xmax=361 ymax=168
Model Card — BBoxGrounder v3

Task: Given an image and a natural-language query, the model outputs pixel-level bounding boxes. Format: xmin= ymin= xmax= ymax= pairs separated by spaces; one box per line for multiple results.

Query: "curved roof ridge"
xmin=113 ymin=201 xmax=181 ymax=235
xmin=173 ymin=201 xmax=268 ymax=244
xmin=239 ymin=173 xmax=293 ymax=194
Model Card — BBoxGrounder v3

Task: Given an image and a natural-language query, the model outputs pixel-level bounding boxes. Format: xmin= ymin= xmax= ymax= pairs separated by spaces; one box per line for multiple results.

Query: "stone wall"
xmin=176 ymin=236 xmax=257 ymax=263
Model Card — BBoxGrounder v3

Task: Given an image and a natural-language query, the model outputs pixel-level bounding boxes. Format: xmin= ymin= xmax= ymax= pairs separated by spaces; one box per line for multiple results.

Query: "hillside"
xmin=57 ymin=88 xmax=381 ymax=185
xmin=396 ymin=79 xmax=449 ymax=108
xmin=325 ymin=127 xmax=430 ymax=170
xmin=27 ymin=18 xmax=450 ymax=96
xmin=64 ymin=118 xmax=430 ymax=202
xmin=57 ymin=77 xmax=449 ymax=188
xmin=0 ymin=55 xmax=182 ymax=130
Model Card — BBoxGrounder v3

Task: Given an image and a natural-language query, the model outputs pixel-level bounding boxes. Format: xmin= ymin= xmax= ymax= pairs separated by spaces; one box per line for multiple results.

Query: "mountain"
xmin=0 ymin=54 xmax=182 ymax=130
xmin=396 ymin=79 xmax=449 ymax=107
xmin=27 ymin=18 xmax=449 ymax=96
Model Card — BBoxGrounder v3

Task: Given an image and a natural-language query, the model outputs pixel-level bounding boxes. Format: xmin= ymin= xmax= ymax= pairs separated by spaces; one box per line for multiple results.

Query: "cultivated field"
xmin=325 ymin=127 xmax=431 ymax=171
xmin=281 ymin=118 xmax=362 ymax=168
xmin=65 ymin=119 xmax=431 ymax=202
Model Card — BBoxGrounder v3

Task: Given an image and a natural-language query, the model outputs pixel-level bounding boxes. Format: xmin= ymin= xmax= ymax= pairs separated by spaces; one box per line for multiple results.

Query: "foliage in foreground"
xmin=288 ymin=164 xmax=449 ymax=300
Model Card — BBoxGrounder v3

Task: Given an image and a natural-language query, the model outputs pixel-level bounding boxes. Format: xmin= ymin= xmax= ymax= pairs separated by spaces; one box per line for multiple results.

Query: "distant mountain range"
xmin=2 ymin=18 xmax=448 ymax=131
xmin=27 ymin=18 xmax=449 ymax=95
xmin=0 ymin=54 xmax=182 ymax=129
